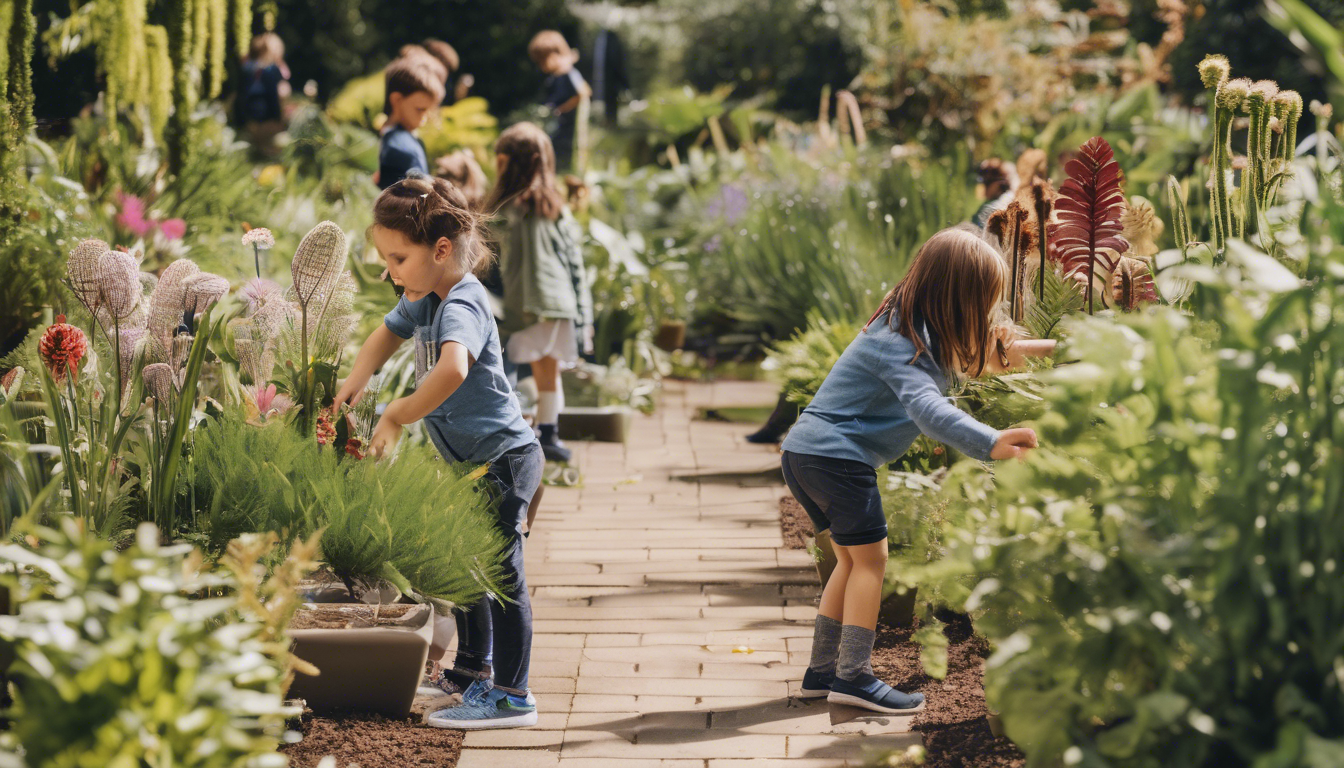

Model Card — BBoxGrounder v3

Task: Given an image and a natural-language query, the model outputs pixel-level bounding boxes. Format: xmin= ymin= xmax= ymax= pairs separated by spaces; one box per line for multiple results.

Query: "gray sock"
xmin=836 ymin=624 xmax=877 ymax=681
xmin=808 ymin=614 xmax=843 ymax=674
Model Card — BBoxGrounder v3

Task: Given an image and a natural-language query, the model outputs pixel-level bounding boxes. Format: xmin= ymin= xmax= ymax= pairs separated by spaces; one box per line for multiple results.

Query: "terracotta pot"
xmin=288 ymin=602 xmax=434 ymax=718
xmin=559 ymin=406 xmax=631 ymax=443
xmin=653 ymin=321 xmax=687 ymax=352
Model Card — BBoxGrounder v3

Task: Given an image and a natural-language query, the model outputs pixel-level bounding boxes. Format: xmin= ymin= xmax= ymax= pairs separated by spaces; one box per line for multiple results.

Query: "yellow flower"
xmin=257 ymin=164 xmax=286 ymax=187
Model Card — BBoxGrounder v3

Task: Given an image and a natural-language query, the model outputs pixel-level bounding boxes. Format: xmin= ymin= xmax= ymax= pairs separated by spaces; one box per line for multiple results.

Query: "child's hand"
xmin=369 ymin=418 xmax=403 ymax=459
xmin=990 ymin=428 xmax=1038 ymax=460
xmin=331 ymin=378 xmax=365 ymax=412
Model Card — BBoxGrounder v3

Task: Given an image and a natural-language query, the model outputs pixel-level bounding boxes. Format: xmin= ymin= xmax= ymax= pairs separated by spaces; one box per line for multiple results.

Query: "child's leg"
xmin=532 ymin=355 xmax=571 ymax=462
xmin=484 ymin=443 xmax=545 ymax=695
xmin=834 ymin=539 xmax=888 ymax=681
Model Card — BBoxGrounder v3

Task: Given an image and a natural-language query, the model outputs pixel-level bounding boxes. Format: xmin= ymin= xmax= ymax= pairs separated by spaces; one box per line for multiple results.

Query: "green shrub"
xmin=764 ymin=312 xmax=859 ymax=408
xmin=191 ymin=417 xmax=508 ymax=608
xmin=0 ymin=519 xmax=294 ymax=768
xmin=933 ymin=225 xmax=1344 ymax=765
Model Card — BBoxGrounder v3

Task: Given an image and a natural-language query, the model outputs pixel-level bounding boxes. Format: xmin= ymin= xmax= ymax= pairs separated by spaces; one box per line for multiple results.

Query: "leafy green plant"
xmin=763 ymin=313 xmax=859 ymax=409
xmin=928 ymin=218 xmax=1344 ymax=766
xmin=190 ymin=416 xmax=508 ymax=608
xmin=0 ymin=519 xmax=296 ymax=767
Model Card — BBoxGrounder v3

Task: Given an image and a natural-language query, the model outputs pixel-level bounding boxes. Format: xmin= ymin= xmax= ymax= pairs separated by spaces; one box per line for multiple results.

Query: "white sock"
xmin=537 ymin=391 xmax=560 ymax=426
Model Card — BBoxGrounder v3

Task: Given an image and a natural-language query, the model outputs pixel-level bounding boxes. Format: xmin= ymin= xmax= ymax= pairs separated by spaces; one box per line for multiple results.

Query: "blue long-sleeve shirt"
xmin=782 ymin=319 xmax=1001 ymax=467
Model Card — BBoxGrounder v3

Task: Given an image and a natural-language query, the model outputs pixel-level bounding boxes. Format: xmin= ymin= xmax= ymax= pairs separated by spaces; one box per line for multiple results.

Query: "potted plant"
xmin=287 ymin=602 xmax=435 ymax=717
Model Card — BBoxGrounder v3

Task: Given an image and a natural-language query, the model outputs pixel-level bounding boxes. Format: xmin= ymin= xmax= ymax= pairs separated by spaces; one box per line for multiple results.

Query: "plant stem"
xmin=253 ymin=243 xmax=261 ymax=280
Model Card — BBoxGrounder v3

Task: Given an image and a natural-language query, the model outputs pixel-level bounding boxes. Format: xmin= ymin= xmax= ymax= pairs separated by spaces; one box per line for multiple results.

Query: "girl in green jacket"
xmin=487 ymin=122 xmax=593 ymax=462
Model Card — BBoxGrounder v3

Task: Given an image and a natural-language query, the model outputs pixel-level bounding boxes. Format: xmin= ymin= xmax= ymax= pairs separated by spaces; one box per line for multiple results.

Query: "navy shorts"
xmin=780 ymin=450 xmax=888 ymax=547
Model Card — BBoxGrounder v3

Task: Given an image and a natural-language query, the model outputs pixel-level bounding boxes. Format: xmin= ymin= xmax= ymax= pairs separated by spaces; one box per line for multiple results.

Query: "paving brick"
xmin=785 ymin=733 xmax=923 ymax=760
xmin=456 ymin=749 xmax=560 ymax=768
xmin=465 ymin=729 xmax=565 ymax=749
xmin=576 ymin=677 xmax=788 ymax=698
xmin=561 ymin=731 xmax=790 ymax=760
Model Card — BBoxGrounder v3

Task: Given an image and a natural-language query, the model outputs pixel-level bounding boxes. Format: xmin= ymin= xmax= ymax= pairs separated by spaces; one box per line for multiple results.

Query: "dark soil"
xmin=280 ymin=709 xmax=463 ymax=768
xmin=871 ymin=614 xmax=1025 ymax=768
xmin=290 ymin=604 xmax=423 ymax=631
xmin=779 ymin=494 xmax=812 ymax=550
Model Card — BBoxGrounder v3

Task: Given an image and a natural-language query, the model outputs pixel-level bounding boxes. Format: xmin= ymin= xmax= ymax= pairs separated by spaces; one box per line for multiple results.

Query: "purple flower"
xmin=704 ymin=184 xmax=750 ymax=225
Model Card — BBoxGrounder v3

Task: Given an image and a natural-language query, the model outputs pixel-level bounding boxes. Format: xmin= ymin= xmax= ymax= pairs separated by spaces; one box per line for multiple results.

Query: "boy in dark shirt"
xmin=377 ymin=57 xmax=444 ymax=190
xmin=528 ymin=31 xmax=591 ymax=173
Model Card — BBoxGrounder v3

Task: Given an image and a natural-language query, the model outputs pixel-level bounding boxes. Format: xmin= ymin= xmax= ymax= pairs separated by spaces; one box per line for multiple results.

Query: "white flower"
xmin=242 ymin=228 xmax=275 ymax=250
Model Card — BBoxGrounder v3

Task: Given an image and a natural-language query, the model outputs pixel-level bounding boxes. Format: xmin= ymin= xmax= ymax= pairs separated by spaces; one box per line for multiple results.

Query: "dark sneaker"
xmin=425 ymin=680 xmax=538 ymax=730
xmin=538 ymin=424 xmax=572 ymax=463
xmin=799 ymin=667 xmax=834 ymax=699
xmin=827 ymin=673 xmax=925 ymax=714
xmin=423 ymin=666 xmax=487 ymax=699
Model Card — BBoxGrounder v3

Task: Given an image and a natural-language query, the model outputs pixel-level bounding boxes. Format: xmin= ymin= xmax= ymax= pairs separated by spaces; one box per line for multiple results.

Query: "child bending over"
xmin=781 ymin=225 xmax=1054 ymax=714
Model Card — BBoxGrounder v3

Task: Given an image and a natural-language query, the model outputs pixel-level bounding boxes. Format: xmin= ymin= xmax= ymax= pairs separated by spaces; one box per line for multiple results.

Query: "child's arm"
xmin=552 ymin=71 xmax=591 ymax=115
xmin=980 ymin=327 xmax=1057 ymax=375
xmin=369 ymin=341 xmax=471 ymax=458
xmin=332 ymin=324 xmax=404 ymax=410
xmin=892 ymin=366 xmax=1038 ymax=461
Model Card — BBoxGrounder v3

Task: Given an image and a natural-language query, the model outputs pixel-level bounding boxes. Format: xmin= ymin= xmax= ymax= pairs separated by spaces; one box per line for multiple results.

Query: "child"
xmin=486 ymin=122 xmax=592 ymax=463
xmin=421 ymin=38 xmax=462 ymax=106
xmin=780 ymin=225 xmax=1054 ymax=714
xmin=376 ymin=57 xmax=444 ymax=190
xmin=237 ymin=32 xmax=291 ymax=158
xmin=331 ymin=176 xmax=541 ymax=730
xmin=528 ymin=30 xmax=591 ymax=173
xmin=436 ymin=149 xmax=488 ymax=210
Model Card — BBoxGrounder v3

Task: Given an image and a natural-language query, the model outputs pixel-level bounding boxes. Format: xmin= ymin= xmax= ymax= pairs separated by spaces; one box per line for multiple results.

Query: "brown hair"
xmin=422 ymin=39 xmax=460 ymax=75
xmin=383 ymin=55 xmax=446 ymax=116
xmin=867 ymin=225 xmax=1008 ymax=378
xmin=435 ymin=149 xmax=487 ymax=210
xmin=248 ymin=32 xmax=285 ymax=65
xmin=528 ymin=30 xmax=573 ymax=67
xmin=371 ymin=175 xmax=491 ymax=276
xmin=487 ymin=122 xmax=564 ymax=220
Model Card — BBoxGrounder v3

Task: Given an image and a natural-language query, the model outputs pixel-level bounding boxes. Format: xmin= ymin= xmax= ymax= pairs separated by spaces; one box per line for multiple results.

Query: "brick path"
xmin=455 ymin=380 xmax=920 ymax=768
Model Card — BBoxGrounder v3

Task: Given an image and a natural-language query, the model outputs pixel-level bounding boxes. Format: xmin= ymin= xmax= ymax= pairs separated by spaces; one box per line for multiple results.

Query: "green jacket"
xmin=497 ymin=204 xmax=593 ymax=336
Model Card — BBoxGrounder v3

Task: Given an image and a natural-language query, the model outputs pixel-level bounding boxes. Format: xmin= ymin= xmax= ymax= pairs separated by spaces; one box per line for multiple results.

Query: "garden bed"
xmin=280 ymin=709 xmax=463 ymax=768
xmin=779 ymin=494 xmax=812 ymax=550
xmin=871 ymin=614 xmax=1024 ymax=768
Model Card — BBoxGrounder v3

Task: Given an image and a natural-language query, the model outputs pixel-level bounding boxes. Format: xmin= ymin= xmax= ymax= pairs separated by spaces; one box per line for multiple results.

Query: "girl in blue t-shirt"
xmin=332 ymin=176 xmax=540 ymax=730
xmin=780 ymin=225 xmax=1055 ymax=714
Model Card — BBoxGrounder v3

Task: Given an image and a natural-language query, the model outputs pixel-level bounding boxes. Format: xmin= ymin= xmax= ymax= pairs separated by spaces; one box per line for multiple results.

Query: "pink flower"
xmin=254 ymin=383 xmax=277 ymax=414
xmin=242 ymin=227 xmax=275 ymax=249
xmin=116 ymin=193 xmax=155 ymax=238
xmin=159 ymin=219 xmax=187 ymax=241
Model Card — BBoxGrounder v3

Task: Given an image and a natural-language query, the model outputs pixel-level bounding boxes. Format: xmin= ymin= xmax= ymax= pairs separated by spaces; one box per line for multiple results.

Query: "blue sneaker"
xmin=425 ymin=679 xmax=538 ymax=730
xmin=827 ymin=673 xmax=925 ymax=714
xmin=799 ymin=667 xmax=834 ymax=699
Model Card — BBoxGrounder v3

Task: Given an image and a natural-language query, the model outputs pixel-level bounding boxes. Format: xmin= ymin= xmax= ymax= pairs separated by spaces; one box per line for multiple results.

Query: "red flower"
xmin=315 ymin=409 xmax=336 ymax=446
xmin=345 ymin=436 xmax=366 ymax=460
xmin=40 ymin=315 xmax=88 ymax=384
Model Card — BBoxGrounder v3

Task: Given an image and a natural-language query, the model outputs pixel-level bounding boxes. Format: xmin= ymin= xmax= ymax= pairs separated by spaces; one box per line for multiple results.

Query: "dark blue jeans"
xmin=453 ymin=441 xmax=544 ymax=692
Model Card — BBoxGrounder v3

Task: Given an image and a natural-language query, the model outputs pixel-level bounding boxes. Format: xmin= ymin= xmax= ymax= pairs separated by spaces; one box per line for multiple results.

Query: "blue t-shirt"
xmin=378 ymin=124 xmax=429 ymax=190
xmin=782 ymin=319 xmax=1001 ymax=468
xmin=543 ymin=68 xmax=587 ymax=151
xmin=383 ymin=274 xmax=536 ymax=464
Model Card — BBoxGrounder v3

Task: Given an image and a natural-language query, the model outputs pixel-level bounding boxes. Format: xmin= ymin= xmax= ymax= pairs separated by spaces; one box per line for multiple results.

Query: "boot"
xmin=538 ymin=424 xmax=572 ymax=463
xmin=746 ymin=392 xmax=801 ymax=444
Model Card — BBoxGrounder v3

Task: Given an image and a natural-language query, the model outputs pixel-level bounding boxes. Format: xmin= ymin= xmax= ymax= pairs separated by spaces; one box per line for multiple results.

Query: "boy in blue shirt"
xmin=376 ymin=56 xmax=444 ymax=190
xmin=528 ymin=31 xmax=591 ymax=173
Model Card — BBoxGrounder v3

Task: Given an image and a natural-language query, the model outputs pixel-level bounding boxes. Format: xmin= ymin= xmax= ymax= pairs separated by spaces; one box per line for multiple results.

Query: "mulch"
xmin=780 ymin=494 xmax=1024 ymax=767
xmin=871 ymin=613 xmax=1025 ymax=767
xmin=779 ymin=494 xmax=812 ymax=550
xmin=279 ymin=710 xmax=463 ymax=768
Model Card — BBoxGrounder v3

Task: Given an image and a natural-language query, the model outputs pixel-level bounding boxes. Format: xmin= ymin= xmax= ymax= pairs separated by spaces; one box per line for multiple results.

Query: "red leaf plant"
xmin=1049 ymin=137 xmax=1129 ymax=313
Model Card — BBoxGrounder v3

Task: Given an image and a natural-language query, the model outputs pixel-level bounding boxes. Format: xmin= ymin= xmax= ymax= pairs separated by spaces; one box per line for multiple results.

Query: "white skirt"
xmin=506 ymin=319 xmax=579 ymax=364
